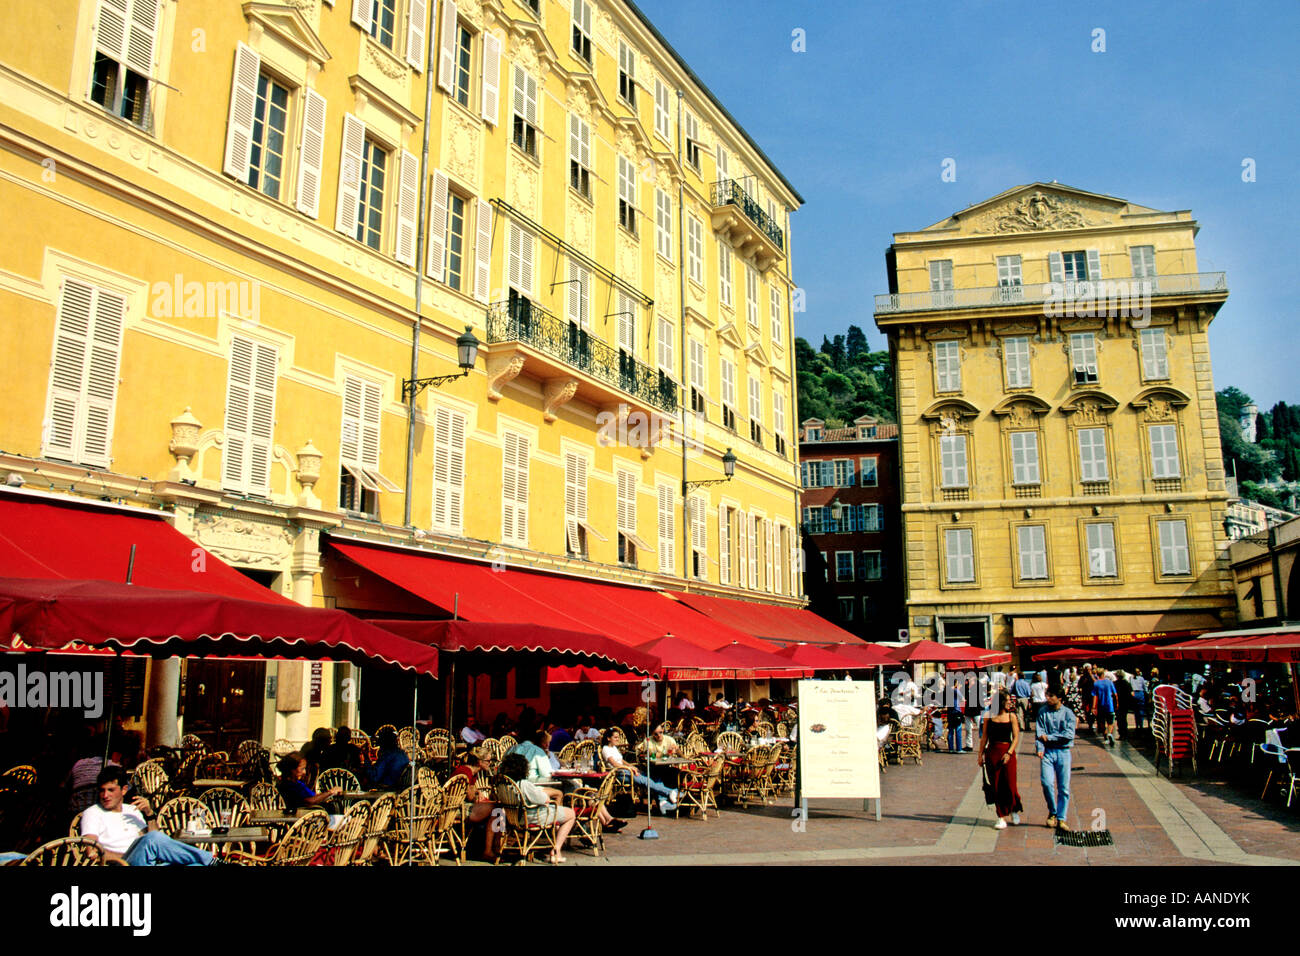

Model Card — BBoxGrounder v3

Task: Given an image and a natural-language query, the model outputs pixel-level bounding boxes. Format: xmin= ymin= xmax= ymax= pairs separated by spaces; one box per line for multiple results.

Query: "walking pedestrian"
xmin=1078 ymin=665 xmax=1095 ymax=734
xmin=1115 ymin=670 xmax=1132 ymax=740
xmin=978 ymin=690 xmax=1023 ymax=829
xmin=1035 ymin=687 xmax=1076 ymax=830
xmin=1012 ymin=671 xmax=1032 ymax=730
xmin=947 ymin=677 xmax=965 ymax=753
xmin=1093 ymin=670 xmax=1119 ymax=746
xmin=1131 ymin=669 xmax=1148 ymax=731
xmin=1030 ymin=671 xmax=1048 ymax=730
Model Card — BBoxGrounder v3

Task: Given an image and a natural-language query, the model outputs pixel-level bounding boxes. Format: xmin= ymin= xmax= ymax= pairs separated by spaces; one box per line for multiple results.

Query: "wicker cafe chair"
xmin=323 ymin=802 xmax=371 ymax=866
xmin=270 ymin=738 xmax=297 ymax=759
xmin=724 ymin=746 xmax=775 ymax=808
xmin=715 ymin=731 xmax=746 ymax=754
xmin=424 ymin=734 xmax=452 ymax=767
xmin=227 ymin=809 xmax=329 ymax=866
xmin=249 ymin=782 xmax=283 ymax=812
xmin=179 ymin=734 xmax=206 ymax=755
xmin=478 ymin=738 xmax=502 ymax=763
xmin=129 ymin=759 xmax=170 ymax=806
xmin=199 ymin=787 xmax=250 ymax=827
xmin=375 ymin=724 xmax=398 ymax=741
xmin=351 ymin=728 xmax=374 ymax=761
xmin=397 ymin=727 xmax=418 ymax=753
xmin=756 ymin=721 xmax=776 ymax=739
xmin=386 ymin=786 xmax=442 ymax=866
xmin=557 ymin=742 xmax=578 ymax=765
xmin=19 ymin=836 xmax=107 ymax=866
xmin=573 ymin=740 xmax=597 ymax=768
xmin=196 ymin=751 xmax=232 ymax=777
xmin=416 ymin=766 xmax=440 ymax=794
xmin=318 ymin=768 xmax=361 ymax=795
xmin=1 ymin=765 xmax=38 ymax=788
xmin=357 ymin=794 xmax=395 ymax=865
xmin=431 ymin=773 xmax=469 ymax=864
xmin=676 ymin=756 xmax=724 ymax=820
xmin=684 ymin=732 xmax=708 ymax=758
xmin=68 ymin=811 xmax=84 ymax=838
xmin=493 ymin=778 xmax=556 ymax=865
xmin=772 ymin=744 xmax=797 ymax=796
xmin=893 ymin=720 xmax=924 ymax=766
xmin=155 ymin=797 xmax=210 ymax=837
xmin=776 ymin=721 xmax=789 ymax=739
xmin=563 ymin=772 xmax=615 ymax=856
xmin=499 ymin=734 xmax=518 ymax=753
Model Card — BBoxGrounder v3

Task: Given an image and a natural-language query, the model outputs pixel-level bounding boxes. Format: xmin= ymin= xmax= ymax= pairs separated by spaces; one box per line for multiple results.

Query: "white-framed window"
xmin=863 ymin=504 xmax=882 ymax=532
xmin=944 ymin=528 xmax=975 ymax=583
xmin=564 ymin=451 xmax=589 ymax=557
xmin=1017 ymin=525 xmax=1048 ymax=580
xmin=89 ymin=0 xmax=159 ymax=131
xmin=365 ymin=0 xmax=398 ymax=50
xmin=617 ymin=155 xmax=637 ymax=235
xmin=222 ymin=335 xmax=277 ymax=495
xmin=450 ymin=19 xmax=475 ymax=110
xmin=507 ymin=221 xmax=535 ymax=296
xmin=716 ymin=143 xmax=729 ymax=182
xmin=1078 ymin=427 xmax=1108 ymax=482
xmin=655 ymin=189 xmax=673 ymax=261
xmin=688 ymin=337 xmax=707 ymax=415
xmin=773 ymin=390 xmax=786 ymax=455
xmin=939 ymin=434 xmax=968 ymax=488
xmin=929 ymin=259 xmax=954 ymax=291
xmin=745 ymin=265 xmax=759 ymax=329
xmin=1157 ymin=519 xmax=1191 ymax=575
xmin=1070 ymin=332 xmax=1099 ymax=384
xmin=512 ymin=66 xmax=539 ymax=158
xmin=801 ymin=506 xmax=823 ymax=534
xmin=770 ymin=286 xmax=783 ymax=346
xmin=835 ymin=551 xmax=854 ymax=582
xmin=1010 ymin=431 xmax=1040 ymax=485
xmin=42 ymin=277 xmax=125 ymax=468
xmin=719 ymin=504 xmax=733 ymax=585
xmin=720 ymin=357 xmax=736 ymax=431
xmin=566 ymin=257 xmax=591 ymax=328
xmin=339 ymin=375 xmax=398 ymax=515
xmin=718 ymin=242 xmax=733 ymax=307
xmin=833 ymin=458 xmax=854 ymax=487
xmin=570 ymin=0 xmax=592 ymax=63
xmin=934 ymin=340 xmax=961 ymax=391
xmin=657 ymin=483 xmax=675 ymax=573
xmin=1085 ymin=522 xmax=1117 ymax=578
xmin=653 ymin=78 xmax=670 ymax=142
xmin=1130 ymin=245 xmax=1156 ymax=278
xmin=1051 ymin=249 xmax=1099 ymax=284
xmin=857 ymin=550 xmax=881 ymax=581
xmin=618 ymin=40 xmax=637 ymax=107
xmin=615 ymin=469 xmax=641 ymax=565
xmin=748 ymin=513 xmax=759 ymax=589
xmin=1149 ymin=424 xmax=1181 ymax=478
xmin=568 ymin=114 xmax=591 ymax=198
xmin=431 ymin=406 xmax=466 ymax=534
xmin=748 ymin=375 xmax=762 ymax=443
xmin=997 ymin=254 xmax=1023 ymax=288
xmin=687 ymin=215 xmax=704 ymax=286
xmin=859 ymin=456 xmax=878 ymax=486
xmin=225 ymin=56 xmax=291 ymax=201
xmin=500 ymin=430 xmax=530 ymax=546
xmin=684 ymin=110 xmax=701 ymax=169
xmin=1140 ymin=329 xmax=1168 ymax=380
xmin=615 ymin=290 xmax=636 ymax=354
xmin=689 ymin=496 xmax=708 ymax=580
xmin=1003 ymin=335 xmax=1031 ymax=388
xmin=656 ymin=316 xmax=675 ymax=376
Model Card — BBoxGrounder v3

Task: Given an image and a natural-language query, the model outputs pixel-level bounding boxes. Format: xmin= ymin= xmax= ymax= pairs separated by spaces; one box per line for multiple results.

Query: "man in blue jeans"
xmin=81 ymin=767 xmax=216 ymax=865
xmin=1035 ymin=687 xmax=1076 ymax=831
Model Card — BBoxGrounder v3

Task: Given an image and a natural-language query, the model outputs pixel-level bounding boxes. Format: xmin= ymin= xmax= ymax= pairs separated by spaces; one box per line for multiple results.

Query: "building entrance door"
xmin=182 ymin=660 xmax=265 ymax=754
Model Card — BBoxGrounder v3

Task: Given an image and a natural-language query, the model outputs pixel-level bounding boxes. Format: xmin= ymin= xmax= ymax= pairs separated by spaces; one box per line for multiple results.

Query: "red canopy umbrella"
xmin=946 ymin=649 xmax=1013 ymax=668
xmin=888 ymin=640 xmax=987 ymax=664
xmin=1031 ymin=647 xmax=1100 ymax=663
xmin=1103 ymin=643 xmax=1163 ymax=658
xmin=713 ymin=640 xmax=810 ymax=677
xmin=1 ymin=576 xmax=439 ymax=675
xmin=548 ymin=634 xmax=752 ymax=682
xmin=771 ymin=642 xmax=885 ymax=670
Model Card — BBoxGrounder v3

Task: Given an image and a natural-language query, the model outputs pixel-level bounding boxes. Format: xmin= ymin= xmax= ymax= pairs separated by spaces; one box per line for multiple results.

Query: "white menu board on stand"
xmin=796 ymin=679 xmax=880 ymax=809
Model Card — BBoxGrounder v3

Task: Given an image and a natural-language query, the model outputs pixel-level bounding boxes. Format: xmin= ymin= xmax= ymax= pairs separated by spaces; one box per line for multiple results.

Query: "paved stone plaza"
xmin=566 ymin=733 xmax=1300 ymax=866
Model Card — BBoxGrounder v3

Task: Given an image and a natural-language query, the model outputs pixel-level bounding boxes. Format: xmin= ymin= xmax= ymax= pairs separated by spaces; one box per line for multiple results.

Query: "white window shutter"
xmin=437 ymin=0 xmax=458 ymax=94
xmin=248 ymin=342 xmax=277 ymax=494
xmin=501 ymin=432 xmax=516 ymax=544
xmin=473 ymin=199 xmax=493 ymax=303
xmin=406 ymin=0 xmax=428 ymax=71
xmin=295 ymin=88 xmax=327 ymax=218
xmin=718 ymin=505 xmax=730 ymax=584
xmin=514 ymin=434 xmax=529 ymax=544
xmin=426 ymin=169 xmax=449 ymax=280
xmin=95 ymin=0 xmax=129 ymax=64
xmin=502 ymin=431 xmax=529 ymax=545
xmin=124 ymin=0 xmax=158 ymax=77
xmin=432 ymin=406 xmax=450 ymax=529
xmin=360 ymin=381 xmax=382 ymax=469
xmin=447 ymin=411 xmax=465 ymax=532
xmin=1086 ymin=248 xmax=1102 ymax=281
xmin=222 ymin=43 xmax=261 ymax=181
xmin=395 ymin=150 xmax=420 ymax=266
xmin=657 ymin=485 xmax=675 ymax=574
xmin=519 ymin=229 xmax=534 ymax=296
xmin=1048 ymin=251 xmax=1064 ymax=284
xmin=340 ymin=377 xmax=363 ymax=464
xmin=765 ymin=520 xmax=775 ymax=591
xmin=44 ymin=280 xmax=94 ymax=462
xmin=351 ymin=0 xmax=372 ymax=31
xmin=335 ymin=114 xmax=366 ymax=235
xmin=480 ymin=31 xmax=501 ymax=124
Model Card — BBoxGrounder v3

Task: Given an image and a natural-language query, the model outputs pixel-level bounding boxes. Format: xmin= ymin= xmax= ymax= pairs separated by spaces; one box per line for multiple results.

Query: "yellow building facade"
xmin=874 ymin=183 xmax=1235 ymax=659
xmin=0 ymin=0 xmax=804 ymax=742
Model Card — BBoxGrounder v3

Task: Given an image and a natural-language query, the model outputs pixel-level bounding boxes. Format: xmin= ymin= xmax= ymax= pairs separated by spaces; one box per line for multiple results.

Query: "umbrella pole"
xmin=409 ymin=668 xmax=417 ymax=866
xmin=106 ymin=544 xmax=135 ymax=767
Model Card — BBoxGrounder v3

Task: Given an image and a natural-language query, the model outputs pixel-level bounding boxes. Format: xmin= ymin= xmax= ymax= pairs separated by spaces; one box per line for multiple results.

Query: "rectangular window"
xmin=339 ymin=375 xmax=397 ymax=515
xmin=1003 ymin=335 xmax=1031 ymax=388
xmin=749 ymin=375 xmax=762 ymax=444
xmin=454 ymin=22 xmax=473 ymax=108
xmin=42 ymin=278 xmax=125 ymax=468
xmin=512 ymin=67 xmax=539 ymax=158
xmin=833 ymin=458 xmax=854 ymax=487
xmin=569 ymin=114 xmax=591 ymax=198
xmin=571 ymin=0 xmax=592 ymax=63
xmin=687 ymin=216 xmax=704 ymax=285
xmin=223 ymin=336 xmax=277 ymax=495
xmin=1010 ymin=431 xmax=1040 ymax=485
xmin=718 ymin=243 xmax=733 ymax=307
xmin=369 ymin=0 xmax=397 ymax=49
xmin=445 ymin=192 xmax=466 ymax=292
xmin=863 ymin=504 xmax=882 ymax=532
xmin=567 ymin=257 xmax=591 ymax=328
xmin=431 ymin=406 xmax=467 ymax=534
xmin=564 ymin=452 xmax=589 ymax=557
xmin=684 ymin=111 xmax=701 ymax=169
xmin=1086 ymin=522 xmax=1117 ymax=578
xmin=689 ymin=497 xmax=708 ymax=580
xmin=860 ymin=550 xmax=882 ymax=581
xmin=745 ymin=265 xmax=759 ymax=329
xmin=720 ymin=358 xmax=736 ymax=431
xmin=1078 ymin=428 xmax=1108 ymax=482
xmin=716 ymin=144 xmax=729 ymax=182
xmin=858 ymin=456 xmax=878 ymax=487
xmin=501 ymin=431 xmax=530 ymax=546
xmin=615 ymin=291 xmax=636 ymax=354
xmin=655 ymin=189 xmax=673 ymax=261
xmin=1149 ymin=424 xmax=1181 ymax=478
xmin=1130 ymin=245 xmax=1156 ymax=278
xmin=1061 ymin=250 xmax=1088 ymax=281
xmin=944 ymin=528 xmax=975 ymax=583
xmin=657 ymin=316 xmax=674 ymax=375
xmin=770 ymin=286 xmax=783 ymax=346
xmin=929 ymin=260 xmax=954 ymax=303
xmin=997 ymin=255 xmax=1023 ymax=288
xmin=939 ymin=434 xmax=968 ymax=488
xmin=1140 ymin=329 xmax=1168 ymax=380
xmin=1157 ymin=519 xmax=1190 ymax=575
xmin=1070 ymin=332 xmax=1099 ymax=384
xmin=654 ymin=79 xmax=670 ymax=141
xmin=934 ymin=340 xmax=961 ymax=391
xmin=247 ymin=74 xmax=289 ymax=200
xmin=617 ymin=155 xmax=637 ymax=235
xmin=89 ymin=0 xmax=158 ymax=130
xmin=618 ymin=41 xmax=636 ymax=106
xmin=835 ymin=551 xmax=854 ymax=582
xmin=1017 ymin=525 xmax=1048 ymax=580
xmin=657 ymin=484 xmax=675 ymax=574
xmin=688 ymin=338 xmax=707 ymax=415
xmin=356 ymin=137 xmax=387 ymax=251
xmin=838 ymin=597 xmax=855 ymax=622
xmin=748 ymin=514 xmax=759 ymax=589
xmin=506 ymin=222 xmax=535 ymax=296
xmin=773 ymin=390 xmax=786 ymax=456
xmin=802 ymin=506 xmax=823 ymax=535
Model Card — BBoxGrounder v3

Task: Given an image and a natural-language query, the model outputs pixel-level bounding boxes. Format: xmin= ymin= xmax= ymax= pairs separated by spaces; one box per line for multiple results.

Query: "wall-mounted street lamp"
xmin=402 ymin=325 xmax=480 ymax=401
xmin=683 ymin=447 xmax=737 ymax=494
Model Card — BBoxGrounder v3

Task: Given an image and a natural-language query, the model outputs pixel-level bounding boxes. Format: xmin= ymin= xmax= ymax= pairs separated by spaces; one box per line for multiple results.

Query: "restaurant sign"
xmin=1015 ymin=630 xmax=1196 ymax=648
xmin=797 ymin=680 xmax=880 ymax=801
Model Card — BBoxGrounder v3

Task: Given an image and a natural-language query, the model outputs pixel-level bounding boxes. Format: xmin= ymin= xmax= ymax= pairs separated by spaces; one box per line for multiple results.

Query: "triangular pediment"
xmin=744 ymin=341 xmax=770 ymax=366
xmin=717 ymin=322 xmax=743 ymax=349
xmin=918 ymin=183 xmax=1166 ymax=238
xmin=244 ymin=3 xmax=331 ymax=66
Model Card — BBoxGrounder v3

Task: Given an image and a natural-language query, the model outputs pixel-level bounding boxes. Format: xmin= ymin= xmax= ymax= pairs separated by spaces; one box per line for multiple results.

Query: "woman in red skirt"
xmin=978 ymin=689 xmax=1023 ymax=829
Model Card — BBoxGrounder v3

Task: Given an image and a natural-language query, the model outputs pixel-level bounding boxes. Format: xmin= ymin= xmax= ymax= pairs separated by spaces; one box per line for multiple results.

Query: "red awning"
xmin=666 ymin=591 xmax=863 ymax=645
xmin=947 ymin=649 xmax=1013 ymax=668
xmin=1032 ymin=647 xmax=1101 ymax=663
xmin=712 ymin=641 xmax=810 ymax=678
xmin=548 ymin=634 xmax=745 ymax=683
xmin=770 ymin=642 xmax=886 ymax=670
xmin=1 ymin=577 xmax=438 ymax=675
xmin=1157 ymin=628 xmax=1300 ymax=663
xmin=888 ymin=640 xmax=991 ymax=664
xmin=368 ymin=619 xmax=657 ymax=676
xmin=1011 ymin=611 xmax=1221 ymax=647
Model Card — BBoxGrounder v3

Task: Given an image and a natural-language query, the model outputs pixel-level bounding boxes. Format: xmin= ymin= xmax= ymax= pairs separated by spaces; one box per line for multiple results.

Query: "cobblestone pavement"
xmin=544 ymin=726 xmax=1300 ymax=867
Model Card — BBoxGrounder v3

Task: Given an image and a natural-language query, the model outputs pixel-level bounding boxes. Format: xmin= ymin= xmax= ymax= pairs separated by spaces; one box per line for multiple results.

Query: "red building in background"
xmin=799 ymin=416 xmax=906 ymax=641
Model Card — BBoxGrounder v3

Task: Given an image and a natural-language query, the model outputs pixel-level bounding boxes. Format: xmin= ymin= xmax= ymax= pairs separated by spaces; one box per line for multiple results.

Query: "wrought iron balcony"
xmin=487 ymin=298 xmax=678 ymax=414
xmin=711 ymin=179 xmax=784 ymax=251
xmin=873 ymin=272 xmax=1227 ymax=316
xmin=708 ymin=179 xmax=785 ymax=271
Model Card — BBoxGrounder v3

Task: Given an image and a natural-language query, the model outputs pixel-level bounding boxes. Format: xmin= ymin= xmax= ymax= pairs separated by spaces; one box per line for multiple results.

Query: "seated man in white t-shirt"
xmin=81 ymin=767 xmax=216 ymax=866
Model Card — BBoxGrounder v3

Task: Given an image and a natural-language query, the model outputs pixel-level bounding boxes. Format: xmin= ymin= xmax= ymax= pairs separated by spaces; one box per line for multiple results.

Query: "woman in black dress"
xmin=977 ymin=690 xmax=1023 ymax=829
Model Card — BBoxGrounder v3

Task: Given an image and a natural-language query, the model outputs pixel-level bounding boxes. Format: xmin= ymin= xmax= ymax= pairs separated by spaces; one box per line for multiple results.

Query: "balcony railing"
xmin=710 ymin=179 xmax=784 ymax=251
xmin=873 ymin=272 xmax=1227 ymax=316
xmin=487 ymin=298 xmax=678 ymax=414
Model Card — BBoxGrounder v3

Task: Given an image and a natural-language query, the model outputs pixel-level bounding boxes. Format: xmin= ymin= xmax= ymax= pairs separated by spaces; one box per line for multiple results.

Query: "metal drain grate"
xmin=1056 ymin=829 xmax=1113 ymax=847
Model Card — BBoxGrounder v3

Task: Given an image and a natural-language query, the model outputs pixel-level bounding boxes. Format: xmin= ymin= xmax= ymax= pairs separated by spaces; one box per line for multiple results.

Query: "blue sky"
xmin=634 ymin=0 xmax=1299 ymax=409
